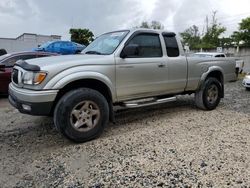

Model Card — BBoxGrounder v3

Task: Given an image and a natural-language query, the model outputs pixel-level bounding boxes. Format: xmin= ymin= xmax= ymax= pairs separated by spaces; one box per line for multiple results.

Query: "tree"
xmin=138 ymin=20 xmax=164 ymax=30
xmin=219 ymin=37 xmax=233 ymax=48
xmin=69 ymin=28 xmax=94 ymax=46
xmin=180 ymin=11 xmax=226 ymax=49
xmin=180 ymin=25 xmax=200 ymax=49
xmin=231 ymin=17 xmax=250 ymax=46
xmin=200 ymin=11 xmax=226 ymax=49
xmin=231 ymin=31 xmax=243 ymax=46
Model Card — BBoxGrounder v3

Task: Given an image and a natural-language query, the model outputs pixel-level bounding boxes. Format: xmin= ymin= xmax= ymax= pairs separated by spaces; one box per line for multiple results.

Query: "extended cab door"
xmin=115 ymin=32 xmax=168 ymax=100
xmin=161 ymin=33 xmax=187 ymax=93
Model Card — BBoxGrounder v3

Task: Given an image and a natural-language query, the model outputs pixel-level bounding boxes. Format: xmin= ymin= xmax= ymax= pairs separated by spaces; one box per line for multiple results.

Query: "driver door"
xmin=115 ymin=33 xmax=168 ymax=101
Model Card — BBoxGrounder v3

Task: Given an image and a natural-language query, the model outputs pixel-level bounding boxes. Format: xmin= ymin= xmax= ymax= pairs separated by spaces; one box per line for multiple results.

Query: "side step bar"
xmin=121 ymin=97 xmax=177 ymax=108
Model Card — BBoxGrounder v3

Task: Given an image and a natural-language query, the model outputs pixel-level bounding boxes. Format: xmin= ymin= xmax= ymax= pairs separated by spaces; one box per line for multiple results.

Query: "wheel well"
xmin=206 ymin=71 xmax=224 ymax=98
xmin=206 ymin=71 xmax=223 ymax=83
xmin=51 ymin=79 xmax=113 ymax=114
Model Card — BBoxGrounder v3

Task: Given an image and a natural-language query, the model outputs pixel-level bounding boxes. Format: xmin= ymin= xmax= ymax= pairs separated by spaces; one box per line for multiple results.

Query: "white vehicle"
xmin=193 ymin=52 xmax=244 ymax=77
xmin=242 ymin=74 xmax=250 ymax=90
xmin=193 ymin=52 xmax=227 ymax=58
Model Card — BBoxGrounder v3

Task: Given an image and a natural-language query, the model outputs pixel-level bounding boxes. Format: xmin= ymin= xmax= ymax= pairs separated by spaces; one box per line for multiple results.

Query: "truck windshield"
xmin=82 ymin=31 xmax=129 ymax=55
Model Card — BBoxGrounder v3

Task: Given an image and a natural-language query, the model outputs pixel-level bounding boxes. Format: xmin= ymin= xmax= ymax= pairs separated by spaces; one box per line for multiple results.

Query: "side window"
xmin=4 ymin=55 xmax=37 ymax=67
xmin=66 ymin=42 xmax=73 ymax=47
xmin=54 ymin=42 xmax=61 ymax=48
xmin=3 ymin=57 xmax=19 ymax=67
xmin=48 ymin=43 xmax=54 ymax=49
xmin=220 ymin=54 xmax=225 ymax=57
xmin=127 ymin=34 xmax=162 ymax=58
xmin=163 ymin=35 xmax=179 ymax=57
xmin=60 ymin=42 xmax=66 ymax=48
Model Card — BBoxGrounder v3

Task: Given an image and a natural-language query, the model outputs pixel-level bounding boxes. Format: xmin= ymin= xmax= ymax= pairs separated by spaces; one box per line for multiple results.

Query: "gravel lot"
xmin=0 ymin=79 xmax=249 ymax=187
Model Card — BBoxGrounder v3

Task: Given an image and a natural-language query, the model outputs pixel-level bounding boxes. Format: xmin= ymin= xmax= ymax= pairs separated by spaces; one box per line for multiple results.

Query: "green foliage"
xmin=180 ymin=25 xmax=200 ymax=49
xmin=219 ymin=37 xmax=233 ymax=48
xmin=200 ymin=12 xmax=226 ymax=49
xmin=138 ymin=21 xmax=164 ymax=30
xmin=180 ymin=12 xmax=226 ymax=49
xmin=69 ymin=28 xmax=94 ymax=46
xmin=231 ymin=31 xmax=243 ymax=45
xmin=231 ymin=17 xmax=250 ymax=46
xmin=200 ymin=24 xmax=226 ymax=48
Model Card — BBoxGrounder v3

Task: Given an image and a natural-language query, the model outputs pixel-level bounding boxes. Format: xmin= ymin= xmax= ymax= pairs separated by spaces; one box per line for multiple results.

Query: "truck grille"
xmin=12 ymin=68 xmax=19 ymax=84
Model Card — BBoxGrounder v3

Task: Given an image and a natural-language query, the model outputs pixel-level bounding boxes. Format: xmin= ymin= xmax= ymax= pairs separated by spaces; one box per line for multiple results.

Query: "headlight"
xmin=245 ymin=75 xmax=250 ymax=79
xmin=22 ymin=71 xmax=47 ymax=85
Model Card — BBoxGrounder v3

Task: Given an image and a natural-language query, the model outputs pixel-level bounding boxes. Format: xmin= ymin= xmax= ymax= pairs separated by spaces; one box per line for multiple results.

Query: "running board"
xmin=121 ymin=97 xmax=177 ymax=108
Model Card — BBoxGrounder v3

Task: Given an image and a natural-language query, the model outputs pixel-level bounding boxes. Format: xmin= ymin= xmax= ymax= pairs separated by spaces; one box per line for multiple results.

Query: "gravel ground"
xmin=0 ymin=79 xmax=249 ymax=187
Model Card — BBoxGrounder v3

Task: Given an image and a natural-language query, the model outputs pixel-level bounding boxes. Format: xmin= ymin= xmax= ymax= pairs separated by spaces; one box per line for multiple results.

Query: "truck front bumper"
xmin=8 ymin=83 xmax=59 ymax=116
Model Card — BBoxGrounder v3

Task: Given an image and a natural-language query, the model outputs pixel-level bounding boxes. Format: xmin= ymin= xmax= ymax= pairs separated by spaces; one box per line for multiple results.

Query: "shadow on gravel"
xmin=103 ymin=96 xmax=197 ymax=137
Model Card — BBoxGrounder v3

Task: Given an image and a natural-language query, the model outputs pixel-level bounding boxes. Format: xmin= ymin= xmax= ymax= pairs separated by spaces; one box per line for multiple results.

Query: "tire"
xmin=195 ymin=77 xmax=222 ymax=110
xmin=54 ymin=88 xmax=109 ymax=142
xmin=246 ymin=87 xmax=250 ymax=91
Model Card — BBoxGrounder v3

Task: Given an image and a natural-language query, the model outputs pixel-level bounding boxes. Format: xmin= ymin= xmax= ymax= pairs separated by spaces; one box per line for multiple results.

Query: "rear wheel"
xmin=195 ymin=77 xmax=222 ymax=110
xmin=54 ymin=88 xmax=109 ymax=142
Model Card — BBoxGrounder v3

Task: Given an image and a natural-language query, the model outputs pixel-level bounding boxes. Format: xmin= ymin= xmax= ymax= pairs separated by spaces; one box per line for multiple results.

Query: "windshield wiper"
xmin=85 ymin=51 xmax=102 ymax=55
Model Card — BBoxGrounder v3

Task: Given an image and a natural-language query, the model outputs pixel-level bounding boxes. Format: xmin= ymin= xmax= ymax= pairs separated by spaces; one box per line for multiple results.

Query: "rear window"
xmin=163 ymin=35 xmax=179 ymax=57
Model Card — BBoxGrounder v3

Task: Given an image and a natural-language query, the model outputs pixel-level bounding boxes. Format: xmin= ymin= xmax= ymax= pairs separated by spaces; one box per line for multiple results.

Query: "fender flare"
xmin=44 ymin=71 xmax=116 ymax=101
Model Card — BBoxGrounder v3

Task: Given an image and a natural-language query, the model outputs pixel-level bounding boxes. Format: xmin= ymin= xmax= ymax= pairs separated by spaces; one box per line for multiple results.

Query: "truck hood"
xmin=25 ymin=54 xmax=113 ymax=69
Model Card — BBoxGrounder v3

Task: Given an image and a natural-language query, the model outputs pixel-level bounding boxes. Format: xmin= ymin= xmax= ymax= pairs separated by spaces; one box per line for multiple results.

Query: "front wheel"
xmin=195 ymin=77 xmax=222 ymax=110
xmin=54 ymin=88 xmax=109 ymax=142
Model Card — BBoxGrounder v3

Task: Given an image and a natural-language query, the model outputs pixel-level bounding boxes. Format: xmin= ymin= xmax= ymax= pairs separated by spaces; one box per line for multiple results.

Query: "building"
xmin=0 ymin=33 xmax=61 ymax=53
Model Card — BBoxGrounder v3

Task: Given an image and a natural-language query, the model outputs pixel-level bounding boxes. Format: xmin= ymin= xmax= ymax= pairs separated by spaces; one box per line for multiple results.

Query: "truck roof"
xmin=104 ymin=28 xmax=176 ymax=35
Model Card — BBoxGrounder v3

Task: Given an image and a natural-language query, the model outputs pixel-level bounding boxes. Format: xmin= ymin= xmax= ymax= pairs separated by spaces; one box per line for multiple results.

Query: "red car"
xmin=0 ymin=51 xmax=58 ymax=94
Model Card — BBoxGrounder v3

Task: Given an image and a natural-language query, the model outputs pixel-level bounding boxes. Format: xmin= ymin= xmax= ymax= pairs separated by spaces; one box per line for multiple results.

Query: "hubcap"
xmin=206 ymin=84 xmax=219 ymax=104
xmin=70 ymin=100 xmax=100 ymax=132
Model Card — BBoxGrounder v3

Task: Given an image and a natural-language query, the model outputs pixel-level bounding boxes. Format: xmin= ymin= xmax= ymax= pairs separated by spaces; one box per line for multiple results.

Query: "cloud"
xmin=0 ymin=0 xmax=249 ymax=39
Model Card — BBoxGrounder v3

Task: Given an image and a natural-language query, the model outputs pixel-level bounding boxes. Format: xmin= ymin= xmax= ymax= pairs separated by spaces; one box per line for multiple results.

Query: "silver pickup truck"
xmin=9 ymin=29 xmax=236 ymax=142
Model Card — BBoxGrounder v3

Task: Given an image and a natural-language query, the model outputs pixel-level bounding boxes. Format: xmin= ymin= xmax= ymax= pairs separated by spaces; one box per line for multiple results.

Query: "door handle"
xmin=158 ymin=63 xmax=166 ymax=68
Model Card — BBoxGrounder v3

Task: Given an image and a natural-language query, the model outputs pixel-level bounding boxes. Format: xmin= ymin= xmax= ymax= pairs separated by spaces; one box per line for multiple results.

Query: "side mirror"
xmin=120 ymin=44 xmax=139 ymax=58
xmin=0 ymin=64 xmax=5 ymax=72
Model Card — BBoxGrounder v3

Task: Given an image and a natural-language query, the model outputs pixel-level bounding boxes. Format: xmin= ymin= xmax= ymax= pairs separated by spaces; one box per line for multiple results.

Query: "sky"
xmin=0 ymin=0 xmax=249 ymax=40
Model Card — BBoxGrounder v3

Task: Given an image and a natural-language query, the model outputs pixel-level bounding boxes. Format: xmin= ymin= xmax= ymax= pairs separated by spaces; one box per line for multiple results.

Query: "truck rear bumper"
xmin=8 ymin=83 xmax=58 ymax=116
